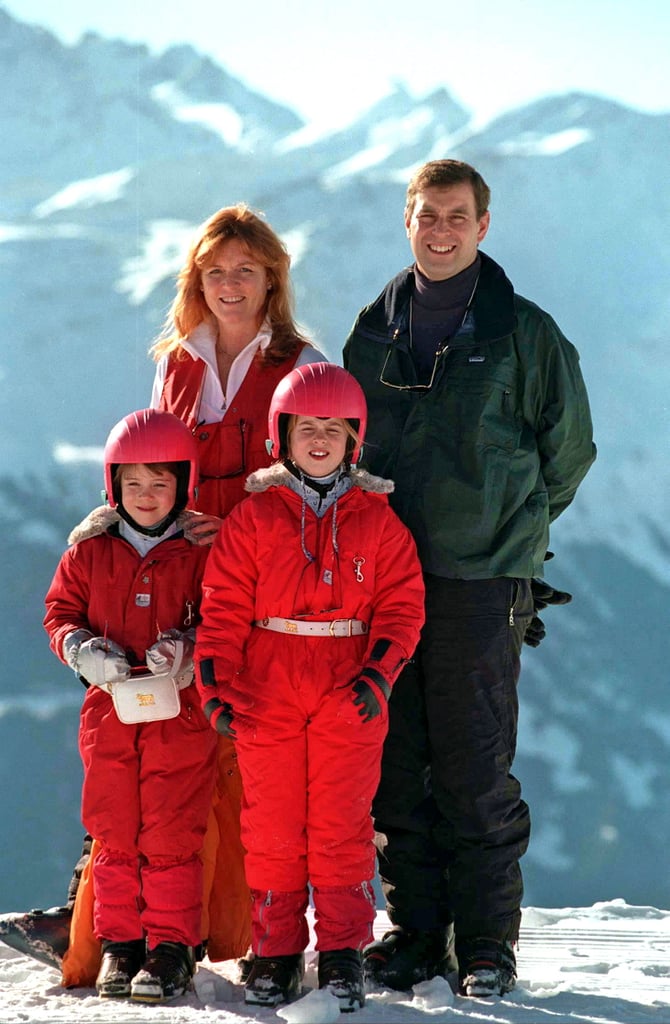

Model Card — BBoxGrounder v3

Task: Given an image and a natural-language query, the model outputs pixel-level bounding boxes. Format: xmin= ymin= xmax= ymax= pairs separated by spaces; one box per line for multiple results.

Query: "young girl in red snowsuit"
xmin=195 ymin=363 xmax=425 ymax=1011
xmin=43 ymin=409 xmax=217 ymax=1003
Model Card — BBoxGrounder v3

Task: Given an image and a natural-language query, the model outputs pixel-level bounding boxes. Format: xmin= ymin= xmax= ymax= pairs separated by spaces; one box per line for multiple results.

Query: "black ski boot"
xmin=96 ymin=938 xmax=146 ymax=998
xmin=457 ymin=936 xmax=516 ymax=997
xmin=363 ymin=924 xmax=457 ymax=990
xmin=318 ymin=947 xmax=365 ymax=1012
xmin=244 ymin=952 xmax=304 ymax=1006
xmin=0 ymin=906 xmax=72 ymax=969
xmin=130 ymin=941 xmax=195 ymax=1002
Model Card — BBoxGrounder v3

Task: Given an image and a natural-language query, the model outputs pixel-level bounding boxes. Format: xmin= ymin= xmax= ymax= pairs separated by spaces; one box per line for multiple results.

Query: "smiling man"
xmin=405 ymin=181 xmax=489 ymax=281
xmin=343 ymin=159 xmax=596 ymax=998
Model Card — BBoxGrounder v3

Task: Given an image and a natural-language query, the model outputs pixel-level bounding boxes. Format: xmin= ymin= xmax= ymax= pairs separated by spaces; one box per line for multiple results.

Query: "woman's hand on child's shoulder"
xmin=182 ymin=511 xmax=223 ymax=546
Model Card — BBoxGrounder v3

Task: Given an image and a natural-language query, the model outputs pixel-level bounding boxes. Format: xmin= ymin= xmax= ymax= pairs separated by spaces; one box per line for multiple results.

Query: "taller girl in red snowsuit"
xmin=195 ymin=363 xmax=425 ymax=1011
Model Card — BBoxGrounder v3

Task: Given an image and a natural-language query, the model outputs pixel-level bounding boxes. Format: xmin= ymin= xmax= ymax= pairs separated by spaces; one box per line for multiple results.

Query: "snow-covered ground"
xmin=1 ymin=900 xmax=668 ymax=1023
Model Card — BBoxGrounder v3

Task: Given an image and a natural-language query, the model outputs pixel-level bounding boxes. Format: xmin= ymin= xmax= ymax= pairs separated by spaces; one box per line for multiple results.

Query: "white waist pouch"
xmin=109 ymin=671 xmax=180 ymax=724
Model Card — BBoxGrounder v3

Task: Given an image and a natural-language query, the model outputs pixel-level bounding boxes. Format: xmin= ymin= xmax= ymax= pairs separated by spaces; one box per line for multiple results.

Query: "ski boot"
xmin=244 ymin=952 xmax=304 ymax=1006
xmin=130 ymin=941 xmax=195 ymax=1002
xmin=96 ymin=938 xmax=146 ymax=998
xmin=457 ymin=936 xmax=516 ymax=997
xmin=318 ymin=947 xmax=365 ymax=1012
xmin=363 ymin=924 xmax=457 ymax=990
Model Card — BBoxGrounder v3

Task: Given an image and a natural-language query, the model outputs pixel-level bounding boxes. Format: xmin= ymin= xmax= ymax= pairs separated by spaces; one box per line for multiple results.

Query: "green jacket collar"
xmin=382 ymin=251 xmax=517 ymax=345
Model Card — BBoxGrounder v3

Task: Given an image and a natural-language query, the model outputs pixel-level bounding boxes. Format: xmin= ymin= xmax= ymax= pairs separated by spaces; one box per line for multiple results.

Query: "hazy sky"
xmin=3 ymin=0 xmax=669 ymax=129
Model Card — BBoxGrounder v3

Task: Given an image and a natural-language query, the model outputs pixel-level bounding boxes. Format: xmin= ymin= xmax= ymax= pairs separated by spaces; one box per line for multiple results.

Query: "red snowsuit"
xmin=151 ymin=342 xmax=309 ymax=957
xmin=44 ymin=507 xmax=217 ymax=950
xmin=195 ymin=464 xmax=425 ymax=955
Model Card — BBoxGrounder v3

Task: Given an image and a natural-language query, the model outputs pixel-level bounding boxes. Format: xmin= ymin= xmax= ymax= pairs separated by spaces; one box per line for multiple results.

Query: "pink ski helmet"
xmin=103 ymin=408 xmax=199 ymax=510
xmin=268 ymin=362 xmax=367 ymax=462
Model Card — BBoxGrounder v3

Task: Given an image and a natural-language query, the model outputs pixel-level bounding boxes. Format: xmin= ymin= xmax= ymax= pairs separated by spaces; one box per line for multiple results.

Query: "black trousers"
xmin=372 ymin=575 xmax=533 ymax=944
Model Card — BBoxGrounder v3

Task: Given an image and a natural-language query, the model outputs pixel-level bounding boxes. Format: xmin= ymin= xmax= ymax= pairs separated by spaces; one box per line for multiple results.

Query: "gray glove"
xmin=146 ymin=629 xmax=195 ymax=690
xmin=64 ymin=632 xmax=130 ymax=687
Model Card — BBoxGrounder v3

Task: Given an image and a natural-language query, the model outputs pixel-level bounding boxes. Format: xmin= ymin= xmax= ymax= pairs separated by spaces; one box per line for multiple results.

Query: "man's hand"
xmin=524 ymin=615 xmax=546 ymax=648
xmin=530 ymin=577 xmax=572 ymax=612
xmin=524 ymin=573 xmax=573 ymax=647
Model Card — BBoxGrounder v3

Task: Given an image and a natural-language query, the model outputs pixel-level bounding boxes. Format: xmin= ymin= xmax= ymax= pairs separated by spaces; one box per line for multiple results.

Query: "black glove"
xmin=199 ymin=659 xmax=237 ymax=737
xmin=352 ymin=674 xmax=386 ymax=723
xmin=524 ymin=569 xmax=573 ymax=648
xmin=213 ymin=702 xmax=236 ymax=738
xmin=530 ymin=577 xmax=573 ymax=611
xmin=524 ymin=615 xmax=546 ymax=648
xmin=203 ymin=696 xmax=236 ymax=738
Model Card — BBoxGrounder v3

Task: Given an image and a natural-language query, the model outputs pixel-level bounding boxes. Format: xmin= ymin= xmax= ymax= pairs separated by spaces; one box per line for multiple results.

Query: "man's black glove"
xmin=524 ymin=614 xmax=546 ymax=648
xmin=524 ymin=571 xmax=573 ymax=648
xmin=352 ymin=674 xmax=386 ymax=723
xmin=530 ymin=578 xmax=573 ymax=611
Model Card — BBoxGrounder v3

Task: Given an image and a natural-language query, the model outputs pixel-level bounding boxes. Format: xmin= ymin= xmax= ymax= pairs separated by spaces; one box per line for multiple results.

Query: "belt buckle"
xmin=328 ymin=619 xmax=350 ymax=637
xmin=284 ymin=620 xmax=299 ymax=634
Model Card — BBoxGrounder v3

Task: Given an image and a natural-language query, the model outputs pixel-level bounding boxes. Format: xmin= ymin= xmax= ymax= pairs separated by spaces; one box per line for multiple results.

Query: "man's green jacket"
xmin=343 ymin=251 xmax=596 ymax=580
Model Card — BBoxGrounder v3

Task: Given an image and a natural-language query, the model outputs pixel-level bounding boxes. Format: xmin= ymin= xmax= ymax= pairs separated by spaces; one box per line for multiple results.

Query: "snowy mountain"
xmin=0 ymin=9 xmax=299 ymax=201
xmin=0 ymin=7 xmax=669 ymax=916
xmin=1 ymin=901 xmax=669 ymax=1022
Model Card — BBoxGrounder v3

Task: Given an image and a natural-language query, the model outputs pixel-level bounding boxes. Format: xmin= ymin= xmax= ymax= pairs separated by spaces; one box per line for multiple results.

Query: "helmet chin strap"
xmin=116 ymin=502 xmax=183 ymax=538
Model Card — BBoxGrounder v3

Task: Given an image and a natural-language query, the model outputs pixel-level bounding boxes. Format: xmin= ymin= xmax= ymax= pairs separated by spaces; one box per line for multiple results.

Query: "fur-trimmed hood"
xmin=68 ymin=507 xmax=198 ymax=546
xmin=244 ymin=463 xmax=395 ymax=496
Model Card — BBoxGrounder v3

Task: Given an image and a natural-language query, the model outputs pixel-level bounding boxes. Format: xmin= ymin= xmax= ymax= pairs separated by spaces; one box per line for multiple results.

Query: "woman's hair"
xmin=285 ymin=415 xmax=362 ymax=463
xmin=151 ymin=204 xmax=310 ymax=364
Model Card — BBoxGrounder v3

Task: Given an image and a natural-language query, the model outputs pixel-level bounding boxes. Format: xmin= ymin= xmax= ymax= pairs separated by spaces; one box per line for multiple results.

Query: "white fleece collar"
xmin=244 ymin=463 xmax=395 ymax=496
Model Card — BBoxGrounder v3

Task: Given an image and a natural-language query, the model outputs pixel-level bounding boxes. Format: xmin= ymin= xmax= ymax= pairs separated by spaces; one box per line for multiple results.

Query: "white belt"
xmin=254 ymin=617 xmax=368 ymax=638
